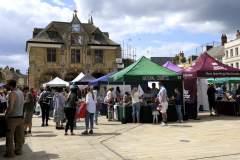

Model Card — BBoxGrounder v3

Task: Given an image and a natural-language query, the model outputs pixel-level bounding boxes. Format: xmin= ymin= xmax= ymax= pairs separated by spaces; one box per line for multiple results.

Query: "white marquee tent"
xmin=43 ymin=77 xmax=69 ymax=87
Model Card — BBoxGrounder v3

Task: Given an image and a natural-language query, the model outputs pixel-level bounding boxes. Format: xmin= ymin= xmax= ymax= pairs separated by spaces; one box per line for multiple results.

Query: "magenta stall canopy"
xmin=162 ymin=61 xmax=183 ymax=72
xmin=179 ymin=52 xmax=240 ymax=119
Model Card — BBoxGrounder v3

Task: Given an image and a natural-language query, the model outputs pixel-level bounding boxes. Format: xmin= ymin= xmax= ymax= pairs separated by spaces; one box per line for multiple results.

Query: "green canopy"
xmin=108 ymin=56 xmax=183 ymax=82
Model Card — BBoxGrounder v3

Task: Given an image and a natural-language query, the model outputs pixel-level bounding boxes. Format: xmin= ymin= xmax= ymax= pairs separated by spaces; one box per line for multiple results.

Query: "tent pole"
xmin=195 ymin=77 xmax=201 ymax=120
xmin=182 ymin=80 xmax=185 ymax=115
xmin=123 ymin=81 xmax=125 ymax=122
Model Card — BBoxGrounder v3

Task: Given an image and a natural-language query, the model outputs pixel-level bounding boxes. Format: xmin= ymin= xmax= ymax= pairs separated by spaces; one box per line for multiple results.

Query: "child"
xmin=151 ymin=102 xmax=160 ymax=123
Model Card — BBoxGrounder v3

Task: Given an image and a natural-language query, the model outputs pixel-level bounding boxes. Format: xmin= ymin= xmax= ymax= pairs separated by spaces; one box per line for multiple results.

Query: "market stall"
xmin=179 ymin=53 xmax=240 ymax=119
xmin=73 ymin=73 xmax=96 ymax=85
xmin=108 ymin=56 xmax=184 ymax=124
xmin=162 ymin=61 xmax=183 ymax=72
xmin=43 ymin=77 xmax=69 ymax=87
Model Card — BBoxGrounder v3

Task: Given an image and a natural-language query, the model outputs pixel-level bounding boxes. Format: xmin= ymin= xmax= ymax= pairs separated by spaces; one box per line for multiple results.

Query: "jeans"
xmin=85 ymin=110 xmax=94 ymax=129
xmin=132 ymin=102 xmax=141 ymax=122
xmin=64 ymin=108 xmax=75 ymax=133
xmin=74 ymin=118 xmax=76 ymax=128
xmin=94 ymin=100 xmax=100 ymax=121
xmin=175 ymin=105 xmax=183 ymax=120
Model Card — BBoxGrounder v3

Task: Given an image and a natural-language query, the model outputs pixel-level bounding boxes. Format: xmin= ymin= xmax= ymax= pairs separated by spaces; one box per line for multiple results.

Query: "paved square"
xmin=1 ymin=111 xmax=240 ymax=160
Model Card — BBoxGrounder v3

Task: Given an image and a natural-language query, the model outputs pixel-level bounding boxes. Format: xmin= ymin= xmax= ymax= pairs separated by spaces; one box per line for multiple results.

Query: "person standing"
xmin=221 ymin=82 xmax=227 ymax=100
xmin=216 ymin=85 xmax=223 ymax=101
xmin=130 ymin=87 xmax=142 ymax=123
xmin=4 ymin=80 xmax=24 ymax=158
xmin=64 ymin=87 xmax=80 ymax=135
xmin=107 ymin=87 xmax=115 ymax=121
xmin=53 ymin=87 xmax=65 ymax=129
xmin=0 ymin=91 xmax=7 ymax=112
xmin=172 ymin=88 xmax=183 ymax=123
xmin=23 ymin=87 xmax=35 ymax=136
xmin=158 ymin=81 xmax=168 ymax=126
xmin=235 ymin=85 xmax=240 ymax=116
xmin=207 ymin=84 xmax=219 ymax=116
xmin=102 ymin=86 xmax=107 ymax=99
xmin=82 ymin=87 xmax=97 ymax=134
xmin=39 ymin=87 xmax=53 ymax=126
xmin=93 ymin=85 xmax=100 ymax=125
xmin=151 ymin=83 xmax=158 ymax=98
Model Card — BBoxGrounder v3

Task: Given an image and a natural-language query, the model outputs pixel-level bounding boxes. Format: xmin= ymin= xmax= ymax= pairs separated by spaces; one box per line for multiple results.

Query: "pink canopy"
xmin=162 ymin=61 xmax=183 ymax=72
xmin=179 ymin=53 xmax=240 ymax=79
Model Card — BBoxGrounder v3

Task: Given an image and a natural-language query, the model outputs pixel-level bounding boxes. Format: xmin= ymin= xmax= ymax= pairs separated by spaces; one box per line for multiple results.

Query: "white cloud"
xmin=52 ymin=0 xmax=65 ymax=6
xmin=0 ymin=54 xmax=29 ymax=74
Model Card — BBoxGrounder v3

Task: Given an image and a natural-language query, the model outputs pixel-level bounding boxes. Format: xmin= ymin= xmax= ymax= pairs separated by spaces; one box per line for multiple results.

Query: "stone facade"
xmin=26 ymin=12 xmax=121 ymax=89
xmin=0 ymin=66 xmax=28 ymax=87
xmin=172 ymin=51 xmax=187 ymax=68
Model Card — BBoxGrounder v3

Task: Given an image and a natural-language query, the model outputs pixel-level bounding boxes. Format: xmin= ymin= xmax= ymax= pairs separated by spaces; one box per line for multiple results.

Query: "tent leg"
xmin=195 ymin=78 xmax=201 ymax=120
xmin=122 ymin=82 xmax=126 ymax=124
xmin=182 ymin=80 xmax=185 ymax=115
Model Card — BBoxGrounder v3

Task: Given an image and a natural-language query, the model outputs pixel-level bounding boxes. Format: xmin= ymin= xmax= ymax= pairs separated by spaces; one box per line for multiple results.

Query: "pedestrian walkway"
xmin=0 ymin=111 xmax=240 ymax=160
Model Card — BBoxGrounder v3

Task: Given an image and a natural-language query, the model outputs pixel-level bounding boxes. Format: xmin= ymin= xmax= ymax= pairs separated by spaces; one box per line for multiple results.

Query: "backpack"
xmin=43 ymin=91 xmax=53 ymax=105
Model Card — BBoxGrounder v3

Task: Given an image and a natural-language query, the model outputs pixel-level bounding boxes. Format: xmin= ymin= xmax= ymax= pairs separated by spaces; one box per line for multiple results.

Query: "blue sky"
xmin=0 ymin=0 xmax=239 ymax=74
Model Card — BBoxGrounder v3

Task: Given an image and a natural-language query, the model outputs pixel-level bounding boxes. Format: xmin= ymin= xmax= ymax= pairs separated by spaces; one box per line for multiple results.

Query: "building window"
xmin=226 ymin=50 xmax=228 ymax=58
xmin=95 ymin=50 xmax=103 ymax=63
xmin=48 ymin=31 xmax=56 ymax=38
xmin=231 ymin=49 xmax=233 ymax=57
xmin=47 ymin=48 xmax=56 ymax=62
xmin=94 ymin=34 xmax=101 ymax=40
xmin=236 ymin=63 xmax=239 ymax=69
xmin=236 ymin=48 xmax=238 ymax=56
xmin=231 ymin=63 xmax=233 ymax=67
xmin=71 ymin=49 xmax=80 ymax=63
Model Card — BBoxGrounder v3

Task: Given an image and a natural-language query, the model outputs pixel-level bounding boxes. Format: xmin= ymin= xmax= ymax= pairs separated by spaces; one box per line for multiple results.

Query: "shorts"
xmin=24 ymin=111 xmax=33 ymax=124
xmin=217 ymin=97 xmax=222 ymax=100
xmin=209 ymin=101 xmax=216 ymax=110
xmin=161 ymin=102 xmax=168 ymax=113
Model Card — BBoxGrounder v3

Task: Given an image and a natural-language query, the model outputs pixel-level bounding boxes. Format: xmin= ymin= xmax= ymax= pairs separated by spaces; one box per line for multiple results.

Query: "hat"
xmin=23 ymin=86 xmax=29 ymax=91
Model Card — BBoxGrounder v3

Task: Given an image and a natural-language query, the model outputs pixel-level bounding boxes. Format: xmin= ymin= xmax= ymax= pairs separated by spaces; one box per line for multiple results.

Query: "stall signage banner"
xmin=142 ymin=76 xmax=169 ymax=81
xmin=198 ymin=71 xmax=240 ymax=77
xmin=183 ymin=78 xmax=197 ymax=104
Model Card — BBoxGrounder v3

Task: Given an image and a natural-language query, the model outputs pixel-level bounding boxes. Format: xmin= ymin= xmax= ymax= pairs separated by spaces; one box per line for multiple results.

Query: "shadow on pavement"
xmin=79 ymin=132 xmax=121 ymax=136
xmin=32 ymin=134 xmax=57 ymax=137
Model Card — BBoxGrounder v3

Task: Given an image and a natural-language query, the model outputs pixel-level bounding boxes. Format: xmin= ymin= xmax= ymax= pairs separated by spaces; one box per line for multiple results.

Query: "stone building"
xmin=26 ymin=12 xmax=121 ymax=89
xmin=148 ymin=57 xmax=173 ymax=66
xmin=172 ymin=51 xmax=187 ymax=68
xmin=0 ymin=66 xmax=28 ymax=87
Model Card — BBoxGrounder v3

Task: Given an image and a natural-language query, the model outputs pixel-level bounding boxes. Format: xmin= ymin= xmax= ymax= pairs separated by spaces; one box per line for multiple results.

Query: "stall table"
xmin=216 ymin=101 xmax=239 ymax=116
xmin=99 ymin=103 xmax=108 ymax=115
xmin=0 ymin=113 xmax=6 ymax=137
xmin=118 ymin=104 xmax=180 ymax=123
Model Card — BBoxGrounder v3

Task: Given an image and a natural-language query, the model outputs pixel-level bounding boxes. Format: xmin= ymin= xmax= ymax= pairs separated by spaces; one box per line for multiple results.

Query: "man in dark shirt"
xmin=172 ymin=88 xmax=183 ymax=123
xmin=207 ymin=84 xmax=219 ymax=116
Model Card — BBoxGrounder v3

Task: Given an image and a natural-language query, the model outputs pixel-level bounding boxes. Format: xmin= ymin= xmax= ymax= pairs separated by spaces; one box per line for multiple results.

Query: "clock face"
xmin=71 ymin=23 xmax=81 ymax=32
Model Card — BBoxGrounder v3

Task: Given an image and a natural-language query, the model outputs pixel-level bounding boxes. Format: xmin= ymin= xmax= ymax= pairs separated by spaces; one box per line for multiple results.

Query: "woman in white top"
xmin=107 ymin=87 xmax=115 ymax=121
xmin=115 ymin=86 xmax=121 ymax=99
xmin=0 ymin=91 xmax=7 ymax=112
xmin=82 ymin=87 xmax=97 ymax=134
xmin=130 ymin=87 xmax=142 ymax=123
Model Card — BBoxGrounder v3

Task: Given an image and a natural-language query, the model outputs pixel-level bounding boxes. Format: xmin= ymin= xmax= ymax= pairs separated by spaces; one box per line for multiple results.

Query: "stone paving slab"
xmin=0 ymin=111 xmax=240 ymax=160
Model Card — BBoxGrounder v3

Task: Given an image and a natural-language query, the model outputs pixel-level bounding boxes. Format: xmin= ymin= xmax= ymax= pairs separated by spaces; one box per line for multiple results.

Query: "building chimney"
xmin=236 ymin=30 xmax=240 ymax=38
xmin=16 ymin=69 xmax=20 ymax=74
xmin=10 ymin=67 xmax=14 ymax=73
xmin=221 ymin=34 xmax=227 ymax=46
xmin=206 ymin=45 xmax=213 ymax=51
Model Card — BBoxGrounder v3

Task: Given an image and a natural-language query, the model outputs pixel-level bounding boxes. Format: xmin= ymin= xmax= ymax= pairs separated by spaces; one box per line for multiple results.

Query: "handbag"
xmin=157 ymin=104 xmax=163 ymax=111
xmin=99 ymin=103 xmax=103 ymax=109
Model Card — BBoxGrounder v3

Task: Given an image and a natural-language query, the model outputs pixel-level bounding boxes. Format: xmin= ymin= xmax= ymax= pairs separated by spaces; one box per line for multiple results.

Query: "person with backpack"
xmin=38 ymin=86 xmax=53 ymax=126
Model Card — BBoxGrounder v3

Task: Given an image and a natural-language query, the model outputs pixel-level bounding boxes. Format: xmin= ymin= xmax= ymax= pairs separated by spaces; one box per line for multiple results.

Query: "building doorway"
xmin=65 ymin=73 xmax=79 ymax=82
xmin=92 ymin=72 xmax=105 ymax=79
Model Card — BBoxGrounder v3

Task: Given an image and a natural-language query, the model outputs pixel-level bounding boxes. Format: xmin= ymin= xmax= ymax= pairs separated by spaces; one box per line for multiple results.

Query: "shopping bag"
xmin=75 ymin=104 xmax=83 ymax=119
xmin=157 ymin=104 xmax=162 ymax=111
xmin=79 ymin=104 xmax=86 ymax=118
xmin=99 ymin=103 xmax=103 ymax=109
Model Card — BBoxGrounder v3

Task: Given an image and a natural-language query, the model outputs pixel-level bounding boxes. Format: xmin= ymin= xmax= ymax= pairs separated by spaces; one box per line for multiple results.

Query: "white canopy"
xmin=43 ymin=77 xmax=69 ymax=87
xmin=71 ymin=72 xmax=85 ymax=82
